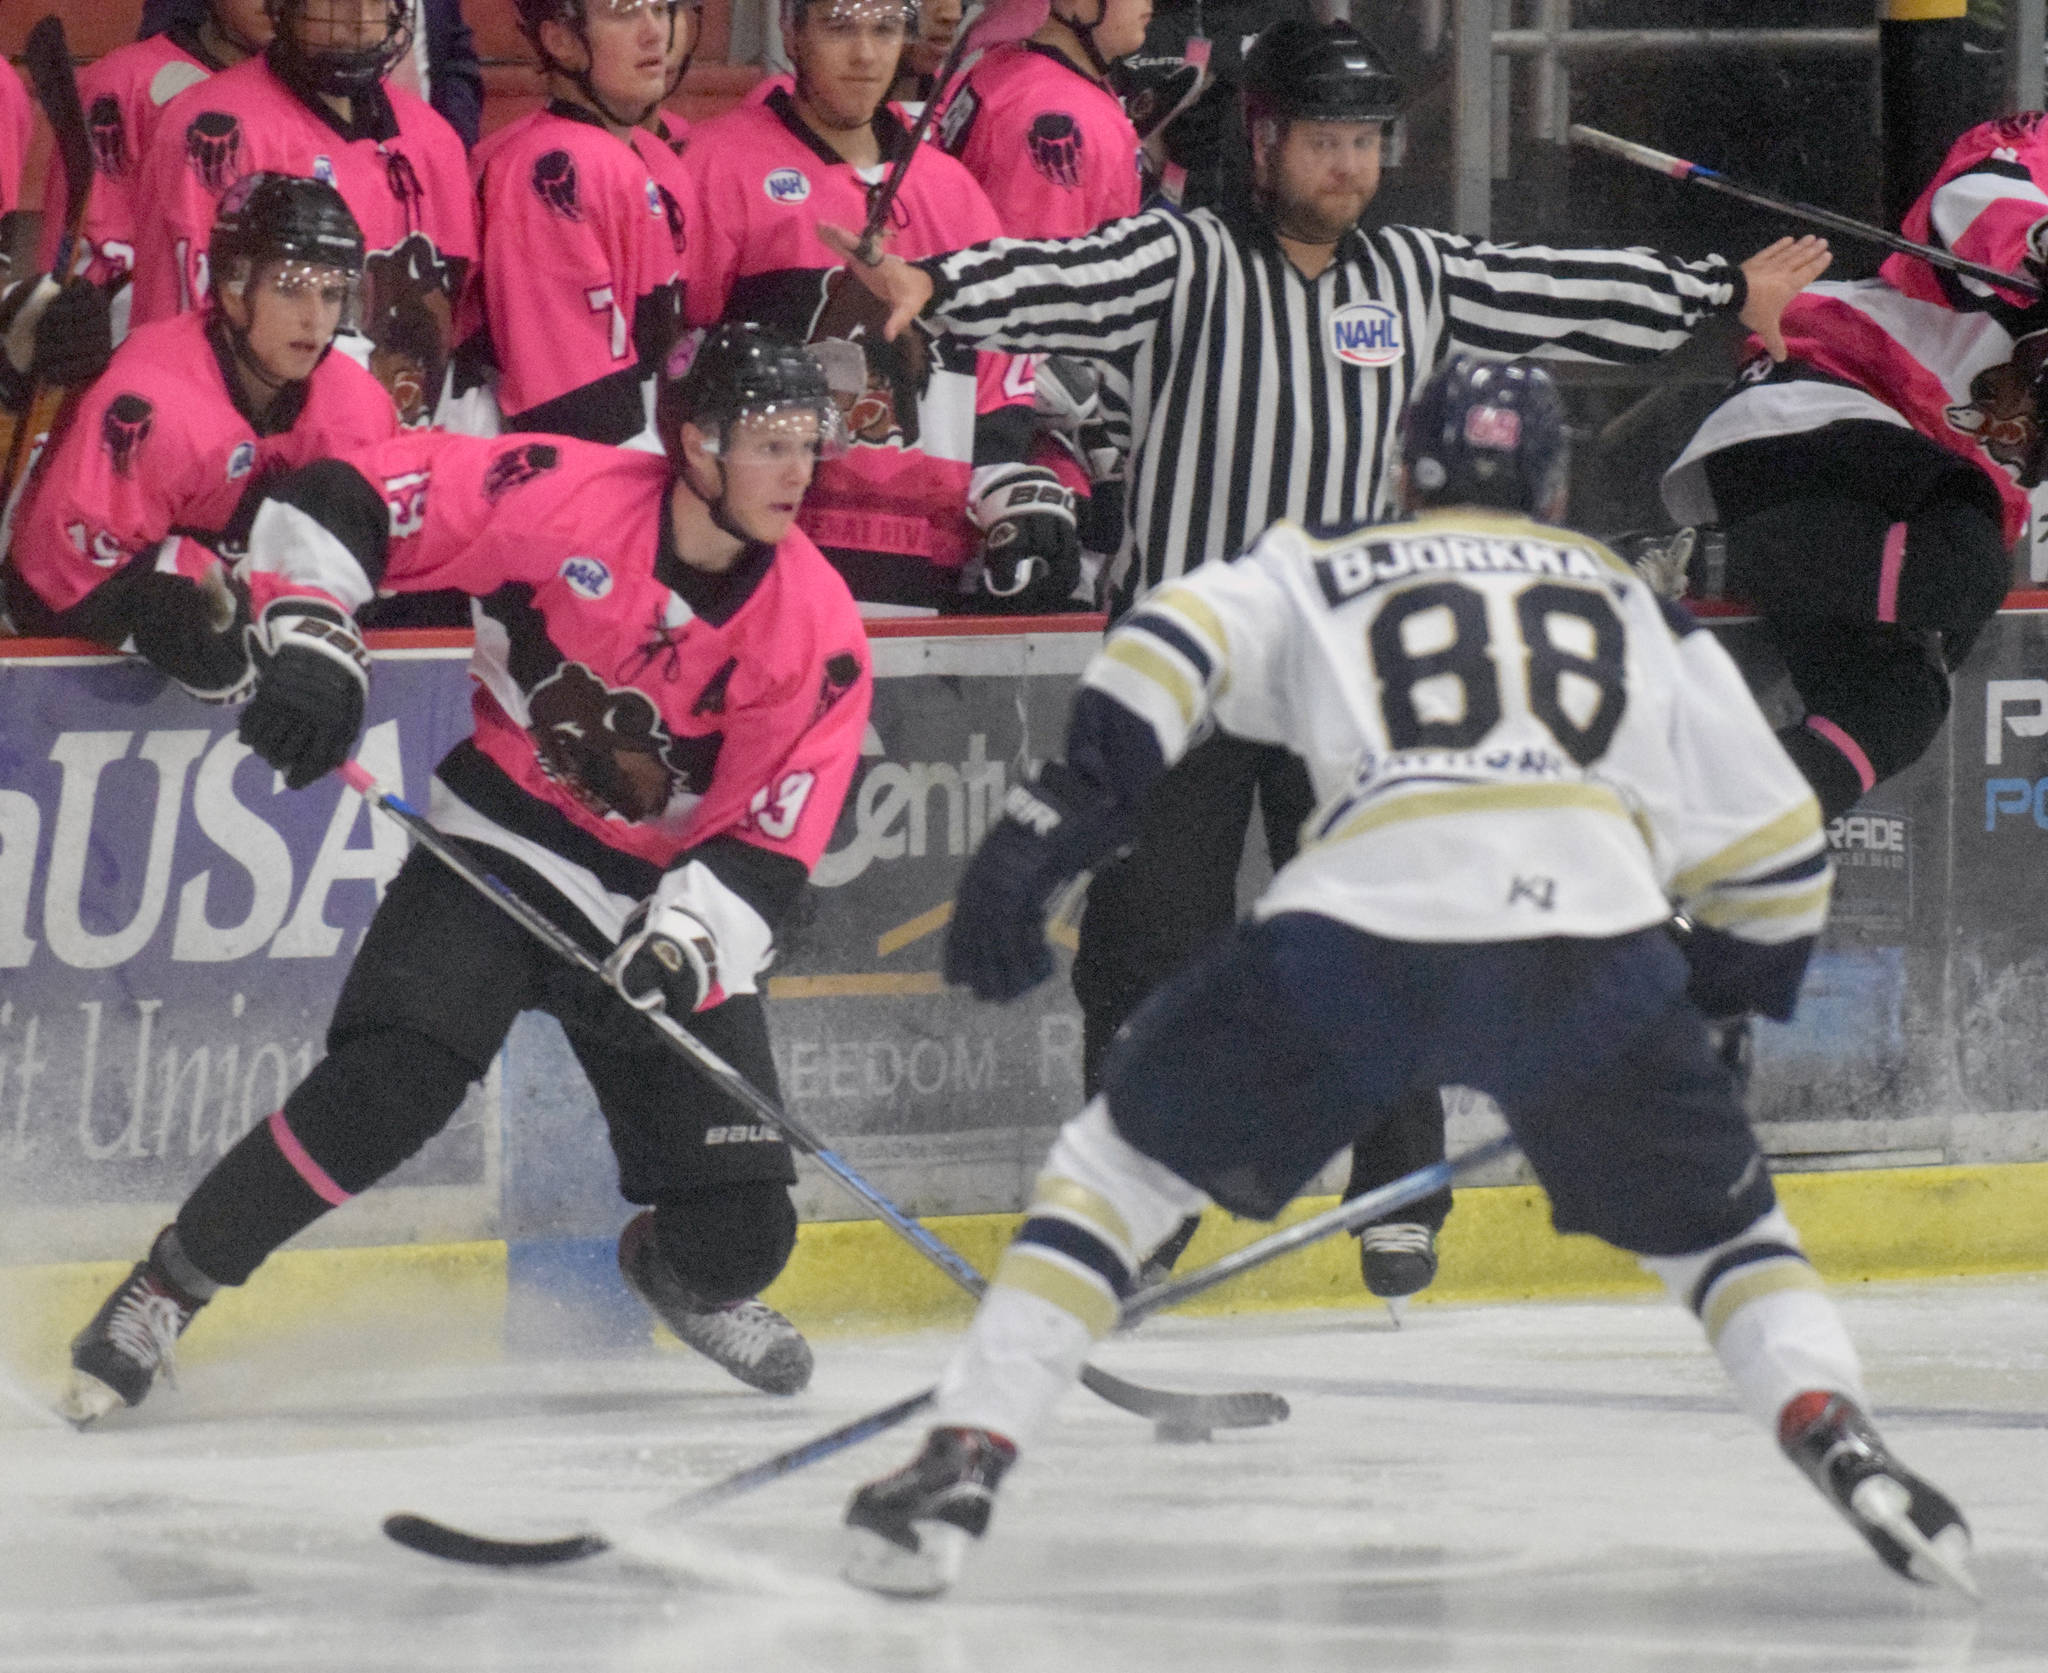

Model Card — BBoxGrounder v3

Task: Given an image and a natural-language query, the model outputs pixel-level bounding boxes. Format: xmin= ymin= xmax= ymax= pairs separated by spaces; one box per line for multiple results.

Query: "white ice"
xmin=3 ymin=1277 xmax=2044 ymax=1672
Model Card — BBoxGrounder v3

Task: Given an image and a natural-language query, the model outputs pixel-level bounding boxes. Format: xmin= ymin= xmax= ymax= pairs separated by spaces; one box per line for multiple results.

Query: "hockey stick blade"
xmin=380 ymin=1141 xmax=1508 ymax=1568
xmin=338 ymin=764 xmax=1270 ymax=1431
xmin=24 ymin=18 xmax=91 ymax=243
xmin=1569 ymin=124 xmax=2041 ymax=299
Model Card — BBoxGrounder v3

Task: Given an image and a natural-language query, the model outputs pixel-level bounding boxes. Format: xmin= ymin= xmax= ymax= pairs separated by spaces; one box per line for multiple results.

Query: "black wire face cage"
xmin=269 ymin=0 xmax=416 ymax=96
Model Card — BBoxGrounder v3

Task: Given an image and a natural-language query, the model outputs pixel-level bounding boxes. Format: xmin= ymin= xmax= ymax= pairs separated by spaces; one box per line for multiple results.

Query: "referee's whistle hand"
xmin=1737 ymin=235 xmax=1831 ymax=362
xmin=817 ymin=222 xmax=934 ymax=341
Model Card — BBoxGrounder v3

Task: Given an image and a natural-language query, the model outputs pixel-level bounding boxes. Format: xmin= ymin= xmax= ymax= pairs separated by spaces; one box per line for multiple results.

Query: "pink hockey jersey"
xmin=683 ymin=87 xmax=1035 ymax=608
xmin=939 ymin=42 xmax=1140 ymax=239
xmin=476 ymin=103 xmax=686 ymax=443
xmin=1667 ymin=114 xmax=2048 ymax=547
xmin=0 ymin=54 xmax=30 ymax=215
xmin=37 ymin=34 xmax=217 ymax=287
xmin=130 ymin=53 xmax=479 ymax=428
xmin=8 ymin=310 xmax=398 ymax=625
xmin=245 ymin=432 xmax=872 ymax=968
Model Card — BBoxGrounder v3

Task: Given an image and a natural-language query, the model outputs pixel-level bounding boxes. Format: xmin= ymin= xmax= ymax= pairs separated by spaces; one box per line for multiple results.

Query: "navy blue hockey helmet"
xmin=1399 ymin=356 xmax=1569 ymax=517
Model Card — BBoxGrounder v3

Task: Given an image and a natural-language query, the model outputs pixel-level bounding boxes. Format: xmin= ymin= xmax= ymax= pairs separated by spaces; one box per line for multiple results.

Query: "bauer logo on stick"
xmin=1329 ymin=301 xmax=1402 ymax=368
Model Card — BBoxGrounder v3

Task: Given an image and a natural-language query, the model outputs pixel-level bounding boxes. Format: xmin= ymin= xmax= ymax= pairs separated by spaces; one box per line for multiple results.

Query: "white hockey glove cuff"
xmin=601 ymin=859 xmax=778 ymax=1017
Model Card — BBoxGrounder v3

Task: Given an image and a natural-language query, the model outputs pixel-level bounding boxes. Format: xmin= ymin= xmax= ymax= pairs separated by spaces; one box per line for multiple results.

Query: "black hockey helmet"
xmin=515 ymin=0 xmax=691 ymax=128
xmin=1242 ymin=19 xmax=1404 ymax=133
xmin=1399 ymin=356 xmax=1569 ymax=517
xmin=658 ymin=322 xmax=847 ymax=463
xmin=209 ymin=171 xmax=367 ymax=290
xmin=266 ymin=0 xmax=415 ymax=98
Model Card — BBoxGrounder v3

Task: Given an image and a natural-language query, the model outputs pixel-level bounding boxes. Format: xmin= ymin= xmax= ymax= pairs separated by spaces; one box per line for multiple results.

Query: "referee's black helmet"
xmin=1400 ymin=357 xmax=1569 ymax=517
xmin=1242 ymin=19 xmax=1404 ymax=131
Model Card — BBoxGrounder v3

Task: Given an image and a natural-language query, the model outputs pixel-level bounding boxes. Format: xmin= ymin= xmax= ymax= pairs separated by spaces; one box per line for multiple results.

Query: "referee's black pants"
xmin=1069 ymin=731 xmax=1451 ymax=1242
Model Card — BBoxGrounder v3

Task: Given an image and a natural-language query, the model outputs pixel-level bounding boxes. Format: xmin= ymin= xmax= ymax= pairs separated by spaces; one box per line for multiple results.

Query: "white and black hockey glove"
xmin=945 ymin=762 xmax=1120 ymax=1001
xmin=603 ymin=880 xmax=723 ymax=1019
xmin=237 ymin=599 xmax=370 ymax=790
xmin=964 ymin=463 xmax=1082 ymax=615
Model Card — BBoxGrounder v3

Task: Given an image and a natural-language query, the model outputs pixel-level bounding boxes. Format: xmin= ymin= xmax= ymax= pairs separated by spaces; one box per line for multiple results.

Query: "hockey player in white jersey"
xmin=840 ymin=357 xmax=1976 ymax=1602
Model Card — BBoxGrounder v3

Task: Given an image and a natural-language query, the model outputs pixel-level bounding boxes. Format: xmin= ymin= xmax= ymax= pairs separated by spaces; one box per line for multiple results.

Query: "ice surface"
xmin=3 ymin=1278 xmax=2044 ymax=1672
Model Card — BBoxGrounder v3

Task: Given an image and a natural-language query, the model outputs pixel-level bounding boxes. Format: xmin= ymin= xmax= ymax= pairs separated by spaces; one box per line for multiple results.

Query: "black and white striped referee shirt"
xmin=918 ymin=207 xmax=1747 ymax=609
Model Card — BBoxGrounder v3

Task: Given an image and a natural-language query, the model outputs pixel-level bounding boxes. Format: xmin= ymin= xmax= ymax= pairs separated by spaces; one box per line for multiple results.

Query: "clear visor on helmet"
xmin=252 ymin=260 xmax=361 ymax=329
xmin=703 ymin=400 xmax=850 ymax=465
xmin=592 ymin=0 xmax=684 ymax=20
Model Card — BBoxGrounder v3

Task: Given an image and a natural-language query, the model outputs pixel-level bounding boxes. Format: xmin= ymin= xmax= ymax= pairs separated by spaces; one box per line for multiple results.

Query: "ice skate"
xmin=843 ymin=1426 xmax=1017 ymax=1598
xmin=1360 ymin=1222 xmax=1437 ymax=1303
xmin=1614 ymin=526 xmax=1727 ymax=601
xmin=61 ymin=1229 xmax=208 ymax=1426
xmin=1779 ymin=1391 xmax=1978 ymax=1600
xmin=616 ymin=1211 xmax=813 ymax=1395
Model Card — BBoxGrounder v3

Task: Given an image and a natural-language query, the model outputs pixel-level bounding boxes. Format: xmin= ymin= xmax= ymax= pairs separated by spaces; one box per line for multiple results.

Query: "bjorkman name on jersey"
xmin=1313 ymin=531 xmax=1610 ymax=606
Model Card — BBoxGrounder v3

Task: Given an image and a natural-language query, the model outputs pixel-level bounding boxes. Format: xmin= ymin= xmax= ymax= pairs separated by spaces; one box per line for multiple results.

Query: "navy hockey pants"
xmin=1102 ymin=913 xmax=1776 ymax=1257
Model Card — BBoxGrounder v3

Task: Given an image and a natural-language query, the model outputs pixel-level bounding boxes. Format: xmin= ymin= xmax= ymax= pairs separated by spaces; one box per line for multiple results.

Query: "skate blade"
xmin=56 ymin=1371 xmax=125 ymax=1429
xmin=1384 ymin=1298 xmax=1406 ymax=1329
xmin=1848 ymin=1476 xmax=1981 ymax=1603
xmin=842 ymin=1522 xmax=969 ymax=1599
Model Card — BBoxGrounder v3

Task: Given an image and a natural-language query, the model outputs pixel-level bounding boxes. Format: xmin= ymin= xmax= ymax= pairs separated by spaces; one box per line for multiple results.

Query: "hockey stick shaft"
xmin=384 ymin=1129 xmax=1513 ymax=1564
xmin=338 ymin=764 xmax=1266 ymax=1426
xmin=851 ymin=0 xmax=1051 ymax=264
xmin=1569 ymin=124 xmax=2043 ymax=299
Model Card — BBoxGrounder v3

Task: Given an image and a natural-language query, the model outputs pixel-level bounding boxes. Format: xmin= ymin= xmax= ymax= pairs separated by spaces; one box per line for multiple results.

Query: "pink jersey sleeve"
xmin=955 ymin=62 xmax=1141 ymax=239
xmin=1886 ymin=115 xmax=2048 ymax=308
xmin=678 ymin=140 xmax=742 ymax=325
xmin=480 ymin=124 xmax=683 ymax=427
xmin=129 ymin=85 xmax=223 ymax=323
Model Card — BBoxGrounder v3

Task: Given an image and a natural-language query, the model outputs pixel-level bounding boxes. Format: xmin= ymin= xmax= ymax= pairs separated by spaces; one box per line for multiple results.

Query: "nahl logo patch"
xmin=1329 ymin=301 xmax=1402 ymax=368
xmin=764 ymin=166 xmax=811 ymax=204
xmin=559 ymin=555 xmax=613 ymax=599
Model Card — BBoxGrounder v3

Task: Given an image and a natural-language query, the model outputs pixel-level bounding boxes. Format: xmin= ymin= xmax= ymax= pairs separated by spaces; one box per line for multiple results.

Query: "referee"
xmin=823 ymin=18 xmax=1828 ymax=1293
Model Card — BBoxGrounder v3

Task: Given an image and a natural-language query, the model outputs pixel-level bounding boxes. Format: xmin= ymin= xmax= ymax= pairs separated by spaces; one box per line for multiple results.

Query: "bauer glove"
xmin=237 ymin=600 xmax=369 ymax=790
xmin=603 ymin=881 xmax=724 ymax=1020
xmin=945 ymin=762 xmax=1119 ymax=1001
xmin=963 ymin=463 xmax=1081 ymax=614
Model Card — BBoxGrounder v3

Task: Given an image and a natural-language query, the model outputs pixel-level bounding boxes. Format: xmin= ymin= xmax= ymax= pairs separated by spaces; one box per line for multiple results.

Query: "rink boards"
xmin=5 ymin=610 xmax=2048 ymax=1354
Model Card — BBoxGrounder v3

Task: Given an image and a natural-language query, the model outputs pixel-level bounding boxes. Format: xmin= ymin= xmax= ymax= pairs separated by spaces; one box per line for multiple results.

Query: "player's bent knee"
xmin=284 ymin=1029 xmax=476 ymax=1194
xmin=1896 ymin=495 xmax=2008 ymax=654
xmin=651 ymin=1182 xmax=798 ymax=1305
xmin=1041 ymin=1098 xmax=1210 ymax=1272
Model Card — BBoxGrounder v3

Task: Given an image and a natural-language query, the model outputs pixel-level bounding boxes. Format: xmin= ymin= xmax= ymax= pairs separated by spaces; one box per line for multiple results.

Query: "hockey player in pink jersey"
xmin=1661 ymin=112 xmax=2048 ymax=821
xmin=37 ymin=0 xmax=273 ymax=301
xmin=131 ymin=0 xmax=478 ymax=429
xmin=642 ymin=0 xmax=702 ymax=161
xmin=477 ymin=0 xmax=690 ymax=446
xmin=61 ymin=325 xmax=872 ymax=1423
xmin=686 ymin=0 xmax=1080 ymax=613
xmin=5 ymin=175 xmax=396 ymax=693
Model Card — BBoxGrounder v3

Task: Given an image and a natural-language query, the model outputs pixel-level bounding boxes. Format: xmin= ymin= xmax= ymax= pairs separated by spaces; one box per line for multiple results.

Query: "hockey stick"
xmin=851 ymin=0 xmax=1052 ymax=265
xmin=384 ymin=1131 xmax=1517 ymax=1567
xmin=0 ymin=18 xmax=95 ymax=548
xmin=1569 ymin=124 xmax=2043 ymax=299
xmin=336 ymin=763 xmax=1283 ymax=1434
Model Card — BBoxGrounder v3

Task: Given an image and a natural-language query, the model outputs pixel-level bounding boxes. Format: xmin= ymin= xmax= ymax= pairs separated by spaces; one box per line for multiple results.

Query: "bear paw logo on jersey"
xmin=101 ymin=394 xmax=155 ymax=477
xmin=526 ymin=662 xmax=721 ymax=824
xmin=654 ymin=183 xmax=687 ymax=256
xmin=1946 ymin=327 xmax=2048 ymax=487
xmin=1330 ymin=302 xmax=1402 ymax=368
xmin=88 ymin=95 xmax=126 ymax=180
xmin=362 ymin=234 xmax=458 ymax=427
xmin=810 ymin=650 xmax=863 ymax=725
xmin=765 ymin=167 xmax=811 ymax=205
xmin=558 ymin=556 xmax=613 ymax=600
xmin=533 ymin=149 xmax=581 ymax=221
xmin=483 ymin=441 xmax=561 ymax=502
xmin=808 ymin=270 xmax=931 ymax=448
xmin=184 ymin=110 xmax=244 ymax=194
xmin=1027 ymin=113 xmax=1086 ymax=190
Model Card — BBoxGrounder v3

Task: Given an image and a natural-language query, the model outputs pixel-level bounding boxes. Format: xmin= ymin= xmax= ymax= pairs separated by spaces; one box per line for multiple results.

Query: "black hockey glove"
xmin=237 ymin=601 xmax=370 ymax=790
xmin=132 ymin=562 xmax=255 ymax=704
xmin=32 ymin=280 xmax=114 ymax=388
xmin=964 ymin=464 xmax=1082 ymax=614
xmin=945 ymin=762 xmax=1120 ymax=1001
xmin=601 ymin=887 xmax=721 ymax=1019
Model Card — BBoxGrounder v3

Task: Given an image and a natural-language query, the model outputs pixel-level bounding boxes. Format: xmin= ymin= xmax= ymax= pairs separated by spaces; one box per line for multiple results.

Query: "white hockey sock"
xmin=1641 ymin=1207 xmax=1866 ymax=1432
xmin=932 ymin=1098 xmax=1207 ymax=1450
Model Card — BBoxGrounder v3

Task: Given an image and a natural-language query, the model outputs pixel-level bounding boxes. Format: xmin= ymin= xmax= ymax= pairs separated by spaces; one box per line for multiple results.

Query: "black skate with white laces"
xmin=616 ymin=1210 xmax=813 ymax=1395
xmin=62 ymin=1227 xmax=211 ymax=1426
xmin=1359 ymin=1221 xmax=1437 ymax=1300
xmin=1779 ymin=1390 xmax=1977 ymax=1599
xmin=844 ymin=1426 xmax=1018 ymax=1598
